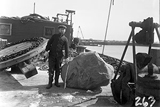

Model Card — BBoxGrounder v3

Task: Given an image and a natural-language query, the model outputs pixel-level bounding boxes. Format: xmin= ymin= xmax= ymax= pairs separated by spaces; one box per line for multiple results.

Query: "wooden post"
xmin=155 ymin=26 xmax=160 ymax=42
xmin=131 ymin=26 xmax=137 ymax=82
xmin=113 ymin=27 xmax=134 ymax=80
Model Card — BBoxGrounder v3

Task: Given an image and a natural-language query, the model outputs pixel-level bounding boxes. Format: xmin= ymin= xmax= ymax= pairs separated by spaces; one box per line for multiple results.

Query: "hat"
xmin=58 ymin=25 xmax=67 ymax=29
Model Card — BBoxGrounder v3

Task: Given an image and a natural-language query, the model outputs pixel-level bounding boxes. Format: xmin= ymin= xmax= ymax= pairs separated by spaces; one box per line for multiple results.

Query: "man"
xmin=70 ymin=38 xmax=80 ymax=50
xmin=44 ymin=25 xmax=69 ymax=89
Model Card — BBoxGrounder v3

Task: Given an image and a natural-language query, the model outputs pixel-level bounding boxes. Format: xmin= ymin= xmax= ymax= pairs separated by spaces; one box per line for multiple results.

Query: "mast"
xmin=33 ymin=3 xmax=35 ymax=14
xmin=159 ymin=0 xmax=160 ymax=43
xmin=102 ymin=0 xmax=114 ymax=54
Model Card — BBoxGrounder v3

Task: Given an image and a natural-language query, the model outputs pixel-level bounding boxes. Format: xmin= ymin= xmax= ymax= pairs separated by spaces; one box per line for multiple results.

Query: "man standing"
xmin=44 ymin=25 xmax=69 ymax=89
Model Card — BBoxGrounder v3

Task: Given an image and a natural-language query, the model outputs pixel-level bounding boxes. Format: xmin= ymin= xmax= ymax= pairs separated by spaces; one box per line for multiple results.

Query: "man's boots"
xmin=54 ymin=72 xmax=60 ymax=87
xmin=46 ymin=73 xmax=53 ymax=89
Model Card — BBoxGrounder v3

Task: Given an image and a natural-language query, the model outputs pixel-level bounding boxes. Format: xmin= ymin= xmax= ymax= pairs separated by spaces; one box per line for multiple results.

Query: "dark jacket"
xmin=45 ymin=33 xmax=69 ymax=59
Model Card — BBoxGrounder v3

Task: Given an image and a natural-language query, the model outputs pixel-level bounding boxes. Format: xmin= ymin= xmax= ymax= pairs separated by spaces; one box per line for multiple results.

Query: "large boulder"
xmin=61 ymin=52 xmax=114 ymax=90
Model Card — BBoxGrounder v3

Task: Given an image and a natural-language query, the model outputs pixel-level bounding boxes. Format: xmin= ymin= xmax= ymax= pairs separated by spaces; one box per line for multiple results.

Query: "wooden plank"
xmin=18 ymin=63 xmax=38 ymax=78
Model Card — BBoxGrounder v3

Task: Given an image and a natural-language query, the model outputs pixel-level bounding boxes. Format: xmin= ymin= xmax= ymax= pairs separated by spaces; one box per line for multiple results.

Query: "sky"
xmin=0 ymin=0 xmax=159 ymax=42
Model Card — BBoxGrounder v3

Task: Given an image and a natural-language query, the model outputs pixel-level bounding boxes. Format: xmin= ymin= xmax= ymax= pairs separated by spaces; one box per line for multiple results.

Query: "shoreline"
xmin=81 ymin=43 xmax=160 ymax=47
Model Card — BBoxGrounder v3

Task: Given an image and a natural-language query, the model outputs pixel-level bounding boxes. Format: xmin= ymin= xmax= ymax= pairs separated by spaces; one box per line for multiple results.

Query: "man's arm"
xmin=45 ymin=35 xmax=54 ymax=51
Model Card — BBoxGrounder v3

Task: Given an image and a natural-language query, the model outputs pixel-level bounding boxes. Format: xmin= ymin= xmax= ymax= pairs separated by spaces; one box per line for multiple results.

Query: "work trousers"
xmin=48 ymin=55 xmax=62 ymax=84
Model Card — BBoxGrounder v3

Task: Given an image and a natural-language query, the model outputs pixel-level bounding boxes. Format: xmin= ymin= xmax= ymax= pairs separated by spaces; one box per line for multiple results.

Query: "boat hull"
xmin=0 ymin=37 xmax=47 ymax=70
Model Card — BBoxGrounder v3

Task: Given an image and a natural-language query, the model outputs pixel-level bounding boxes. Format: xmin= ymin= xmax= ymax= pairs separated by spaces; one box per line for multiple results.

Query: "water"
xmin=85 ymin=45 xmax=150 ymax=63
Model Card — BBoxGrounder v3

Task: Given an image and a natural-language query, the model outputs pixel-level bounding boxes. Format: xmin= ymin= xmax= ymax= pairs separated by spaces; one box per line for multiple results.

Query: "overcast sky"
xmin=0 ymin=0 xmax=159 ymax=41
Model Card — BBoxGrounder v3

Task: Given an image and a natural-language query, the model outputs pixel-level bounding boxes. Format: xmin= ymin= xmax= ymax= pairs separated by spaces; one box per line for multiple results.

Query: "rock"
xmin=61 ymin=52 xmax=114 ymax=90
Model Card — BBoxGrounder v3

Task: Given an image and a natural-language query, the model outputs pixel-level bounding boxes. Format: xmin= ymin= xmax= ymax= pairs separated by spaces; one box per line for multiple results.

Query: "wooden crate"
xmin=18 ymin=62 xmax=38 ymax=78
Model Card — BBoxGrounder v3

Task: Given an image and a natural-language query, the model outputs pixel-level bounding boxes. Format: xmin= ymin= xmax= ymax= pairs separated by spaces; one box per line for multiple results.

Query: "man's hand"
xmin=44 ymin=51 xmax=49 ymax=59
xmin=65 ymin=58 xmax=69 ymax=64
